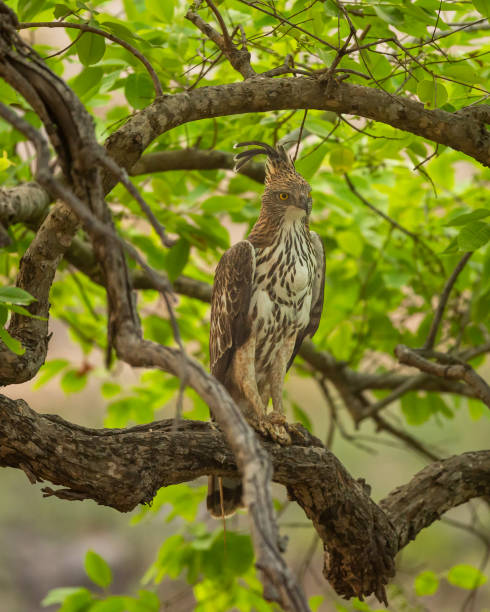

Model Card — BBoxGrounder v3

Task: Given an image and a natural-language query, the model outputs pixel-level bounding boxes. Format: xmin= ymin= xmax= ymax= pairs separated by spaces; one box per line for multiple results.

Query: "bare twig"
xmin=17 ymin=21 xmax=164 ymax=97
xmin=424 ymin=251 xmax=473 ymax=350
xmin=293 ymin=109 xmax=308 ymax=162
xmin=186 ymin=6 xmax=255 ymax=78
xmin=373 ymin=414 xmax=440 ymax=462
xmin=395 ymin=344 xmax=490 ymax=410
xmin=95 ymin=152 xmax=175 ymax=247
xmin=358 ymin=373 xmax=430 ymax=422
xmin=237 ymin=0 xmax=338 ymax=51
xmin=344 ymin=173 xmax=445 ymax=276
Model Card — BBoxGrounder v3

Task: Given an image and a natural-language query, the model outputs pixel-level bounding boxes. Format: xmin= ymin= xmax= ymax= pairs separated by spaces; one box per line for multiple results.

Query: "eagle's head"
xmin=233 ymin=141 xmax=312 ymax=216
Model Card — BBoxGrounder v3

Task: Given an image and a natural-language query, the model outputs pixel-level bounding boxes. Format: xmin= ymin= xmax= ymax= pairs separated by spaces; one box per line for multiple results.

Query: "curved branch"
xmin=380 ymin=451 xmax=490 ymax=549
xmin=105 ymin=78 xmax=490 ymax=180
xmin=1 ymin=393 xmax=488 ymax=601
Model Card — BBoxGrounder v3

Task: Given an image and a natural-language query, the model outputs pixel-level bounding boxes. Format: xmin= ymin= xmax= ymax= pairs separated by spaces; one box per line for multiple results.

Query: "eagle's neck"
xmin=248 ymin=207 xmax=309 ymax=249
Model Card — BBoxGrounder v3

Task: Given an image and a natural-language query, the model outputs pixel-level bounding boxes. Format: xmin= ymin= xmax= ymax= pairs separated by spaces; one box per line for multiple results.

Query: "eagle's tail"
xmin=207 ymin=476 xmax=243 ymax=518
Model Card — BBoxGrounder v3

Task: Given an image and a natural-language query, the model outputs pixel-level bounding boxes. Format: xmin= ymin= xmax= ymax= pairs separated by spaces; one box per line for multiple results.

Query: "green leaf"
xmin=77 ymin=32 xmax=106 ymax=67
xmin=69 ymin=67 xmax=104 ymax=99
xmin=401 ymin=393 xmax=432 ymax=425
xmin=84 ymin=550 xmax=113 ymax=588
xmin=89 ymin=597 xmax=126 ymax=612
xmin=295 ymin=145 xmax=327 ymax=181
xmin=309 ymin=595 xmax=324 ymax=612
xmin=34 ymin=358 xmax=70 ymax=389
xmin=6 ymin=303 xmax=46 ymax=319
xmin=0 ymin=305 xmax=7 ymax=326
xmin=58 ymin=588 xmax=94 ymax=612
xmin=414 ymin=570 xmax=439 ymax=596
xmin=54 ymin=4 xmax=74 ymax=19
xmin=124 ymin=72 xmax=154 ymax=109
xmin=467 ymin=398 xmax=485 ymax=420
xmin=473 ymin=0 xmax=490 ymax=18
xmin=327 ymin=320 xmax=354 ymax=360
xmin=337 ymin=230 xmax=363 ymax=257
xmin=329 ymin=147 xmax=354 ymax=173
xmin=201 ymin=195 xmax=245 ymax=213
xmin=41 ymin=587 xmax=86 ymax=606
xmin=292 ymin=403 xmax=312 ymax=431
xmin=0 ymin=286 xmax=37 ymax=305
xmin=147 ymin=0 xmax=174 ymax=22
xmin=123 ymin=591 xmax=160 ymax=612
xmin=444 ymin=63 xmax=480 ymax=85
xmin=0 ymin=150 xmax=14 ymax=171
xmin=18 ymin=0 xmax=47 ymax=21
xmin=445 ymin=209 xmax=490 ymax=226
xmin=447 ymin=564 xmax=488 ymax=590
xmin=166 ymin=238 xmax=190 ymax=282
xmin=374 ymin=5 xmax=404 ymax=24
xmin=457 ymin=221 xmax=490 ymax=251
xmin=203 ymin=532 xmax=254 ymax=580
xmin=101 ymin=21 xmax=137 ymax=44
xmin=61 ymin=369 xmax=88 ymax=394
xmin=0 ymin=327 xmax=25 ymax=355
xmin=366 ymin=53 xmax=393 ymax=80
xmin=417 ymin=80 xmax=448 ymax=108
xmin=101 ymin=381 xmax=122 ymax=398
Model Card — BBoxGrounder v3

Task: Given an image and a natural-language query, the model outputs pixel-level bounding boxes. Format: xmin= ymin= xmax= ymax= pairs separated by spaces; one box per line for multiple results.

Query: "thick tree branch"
xmin=0 ymin=182 xmax=50 ymax=226
xmin=0 ymin=201 xmax=79 ymax=385
xmin=104 ymin=79 xmax=490 ymax=179
xmin=1 ymin=394 xmax=489 ymax=601
xmin=379 ymin=451 xmax=490 ymax=549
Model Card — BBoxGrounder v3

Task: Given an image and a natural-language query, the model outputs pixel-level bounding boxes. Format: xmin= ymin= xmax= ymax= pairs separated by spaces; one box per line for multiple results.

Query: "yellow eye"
xmin=279 ymin=193 xmax=289 ymax=200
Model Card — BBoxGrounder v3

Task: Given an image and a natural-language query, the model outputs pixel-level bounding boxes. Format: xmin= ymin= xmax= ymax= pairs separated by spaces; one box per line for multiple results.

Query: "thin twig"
xmin=42 ymin=29 xmax=83 ymax=59
xmin=95 ymin=152 xmax=175 ymax=248
xmin=395 ymin=344 xmax=490 ymax=410
xmin=206 ymin=0 xmax=232 ymax=50
xmin=17 ymin=21 xmax=164 ymax=97
xmin=237 ymin=0 xmax=339 ymax=51
xmin=344 ymin=173 xmax=445 ymax=276
xmin=293 ymin=109 xmax=308 ymax=162
xmin=373 ymin=414 xmax=440 ymax=462
xmin=424 ymin=251 xmax=473 ymax=350
xmin=358 ymin=373 xmax=430 ymax=422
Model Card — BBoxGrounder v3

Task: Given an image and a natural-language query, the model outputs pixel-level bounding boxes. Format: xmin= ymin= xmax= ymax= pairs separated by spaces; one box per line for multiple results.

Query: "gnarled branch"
xmin=1 ymin=393 xmax=489 ymax=602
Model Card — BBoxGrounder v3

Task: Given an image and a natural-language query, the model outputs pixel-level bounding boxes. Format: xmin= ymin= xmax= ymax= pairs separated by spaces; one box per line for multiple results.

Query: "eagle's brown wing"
xmin=210 ymin=240 xmax=256 ymax=383
xmin=287 ymin=231 xmax=325 ymax=370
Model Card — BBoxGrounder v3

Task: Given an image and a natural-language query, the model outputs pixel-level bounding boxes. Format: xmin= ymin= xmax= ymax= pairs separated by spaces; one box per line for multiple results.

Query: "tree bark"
xmin=1 ymin=393 xmax=488 ymax=602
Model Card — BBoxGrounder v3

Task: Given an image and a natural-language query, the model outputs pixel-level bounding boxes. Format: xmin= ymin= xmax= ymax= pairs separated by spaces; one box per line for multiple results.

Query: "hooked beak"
xmin=302 ymin=194 xmax=312 ymax=215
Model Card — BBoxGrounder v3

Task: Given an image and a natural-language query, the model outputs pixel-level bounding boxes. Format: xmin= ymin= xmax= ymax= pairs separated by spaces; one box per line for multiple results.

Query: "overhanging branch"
xmin=105 ymin=78 xmax=490 ymax=178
